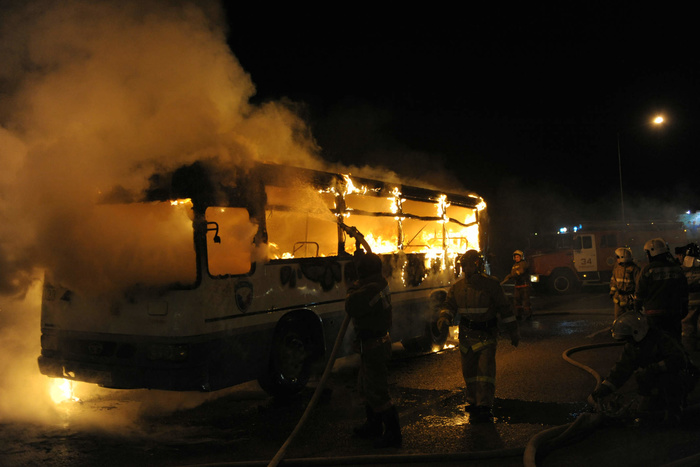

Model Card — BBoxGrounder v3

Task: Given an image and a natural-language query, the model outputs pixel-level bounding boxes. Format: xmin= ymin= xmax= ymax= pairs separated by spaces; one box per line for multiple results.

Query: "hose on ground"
xmin=267 ymin=313 xmax=351 ymax=467
xmin=194 ymin=448 xmax=524 ymax=466
xmin=523 ymin=341 xmax=623 ymax=467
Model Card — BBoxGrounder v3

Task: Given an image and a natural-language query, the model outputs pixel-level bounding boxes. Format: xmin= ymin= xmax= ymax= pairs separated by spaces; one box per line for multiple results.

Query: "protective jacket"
xmin=502 ymin=260 xmax=530 ymax=287
xmin=439 ymin=272 xmax=519 ymax=344
xmin=635 ymin=257 xmax=689 ymax=318
xmin=610 ymin=262 xmax=641 ymax=307
xmin=682 ymin=258 xmax=700 ymax=311
xmin=345 ymin=272 xmax=392 ymax=340
xmin=681 ymin=257 xmax=700 ymax=348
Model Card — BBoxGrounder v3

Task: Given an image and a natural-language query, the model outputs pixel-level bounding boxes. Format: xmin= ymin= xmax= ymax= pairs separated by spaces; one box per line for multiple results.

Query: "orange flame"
xmin=49 ymin=378 xmax=80 ymax=404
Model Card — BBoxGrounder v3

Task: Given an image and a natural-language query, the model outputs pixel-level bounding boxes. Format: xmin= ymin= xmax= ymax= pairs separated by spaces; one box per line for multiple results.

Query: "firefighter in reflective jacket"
xmin=438 ymin=250 xmax=520 ymax=422
xmin=590 ymin=311 xmax=696 ymax=426
xmin=501 ymin=249 xmax=532 ymax=319
xmin=635 ymin=238 xmax=689 ymax=342
xmin=610 ymin=247 xmax=641 ymax=320
xmin=681 ymin=243 xmax=700 ymax=352
xmin=345 ymin=252 xmax=401 ymax=448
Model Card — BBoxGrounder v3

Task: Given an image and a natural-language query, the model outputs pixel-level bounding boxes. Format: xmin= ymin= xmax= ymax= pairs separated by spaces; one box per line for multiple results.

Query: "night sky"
xmin=225 ymin=5 xmax=698 ymax=260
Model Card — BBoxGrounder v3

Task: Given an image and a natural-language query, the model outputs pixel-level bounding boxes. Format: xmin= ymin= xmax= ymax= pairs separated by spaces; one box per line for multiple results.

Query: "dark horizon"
xmin=223 ymin=4 xmax=700 ymax=242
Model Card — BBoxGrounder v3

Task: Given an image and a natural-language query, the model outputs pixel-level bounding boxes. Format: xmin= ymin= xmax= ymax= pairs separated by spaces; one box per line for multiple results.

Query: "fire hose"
xmin=184 ymin=329 xmax=700 ymax=467
xmin=267 ymin=313 xmax=351 ymax=467
xmin=525 ymin=341 xmax=700 ymax=467
xmin=268 ymin=342 xmax=621 ymax=467
xmin=522 ymin=342 xmax=623 ymax=467
xmin=266 ymin=223 xmax=372 ymax=467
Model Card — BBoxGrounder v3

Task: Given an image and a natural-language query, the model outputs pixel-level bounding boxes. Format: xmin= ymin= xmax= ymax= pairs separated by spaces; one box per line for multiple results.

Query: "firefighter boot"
xmin=374 ymin=406 xmax=402 ymax=448
xmin=353 ymin=405 xmax=383 ymax=439
xmin=470 ymin=406 xmax=494 ymax=423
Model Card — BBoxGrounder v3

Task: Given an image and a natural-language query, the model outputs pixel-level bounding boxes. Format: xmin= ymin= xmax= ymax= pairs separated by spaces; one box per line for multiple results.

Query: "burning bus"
xmin=38 ymin=161 xmax=487 ymax=397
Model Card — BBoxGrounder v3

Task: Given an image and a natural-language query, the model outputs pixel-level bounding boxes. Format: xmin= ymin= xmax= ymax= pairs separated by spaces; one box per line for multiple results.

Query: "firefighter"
xmin=500 ymin=249 xmax=532 ymax=319
xmin=345 ymin=252 xmax=401 ymax=448
xmin=681 ymin=243 xmax=700 ymax=352
xmin=590 ymin=311 xmax=694 ymax=426
xmin=437 ymin=250 xmax=520 ymax=423
xmin=609 ymin=247 xmax=641 ymax=320
xmin=634 ymin=237 xmax=689 ymax=342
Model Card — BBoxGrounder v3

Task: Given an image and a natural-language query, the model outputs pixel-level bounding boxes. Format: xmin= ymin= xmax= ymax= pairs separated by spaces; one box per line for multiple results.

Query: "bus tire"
xmin=258 ymin=322 xmax=314 ymax=398
xmin=549 ymin=269 xmax=580 ymax=295
xmin=401 ymin=291 xmax=448 ymax=352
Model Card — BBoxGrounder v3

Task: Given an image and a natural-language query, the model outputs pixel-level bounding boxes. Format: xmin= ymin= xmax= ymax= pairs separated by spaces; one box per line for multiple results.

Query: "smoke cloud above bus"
xmin=0 ymin=0 xmax=348 ymax=424
xmin=0 ymin=0 xmax=330 ymax=297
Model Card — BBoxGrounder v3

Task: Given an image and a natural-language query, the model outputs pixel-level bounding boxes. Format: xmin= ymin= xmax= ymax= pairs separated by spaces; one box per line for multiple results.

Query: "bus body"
xmin=38 ymin=162 xmax=487 ymax=396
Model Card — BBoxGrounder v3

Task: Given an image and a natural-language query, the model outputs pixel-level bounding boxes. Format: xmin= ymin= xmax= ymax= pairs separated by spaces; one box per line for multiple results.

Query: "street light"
xmin=617 ymin=115 xmax=665 ymax=224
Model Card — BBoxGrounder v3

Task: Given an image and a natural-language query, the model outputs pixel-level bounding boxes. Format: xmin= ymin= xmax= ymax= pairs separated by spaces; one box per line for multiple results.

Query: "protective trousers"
xmin=459 ymin=332 xmax=497 ymax=408
xmin=681 ymin=305 xmax=699 ymax=352
xmin=357 ymin=340 xmax=392 ymax=412
xmin=514 ymin=286 xmax=531 ymax=319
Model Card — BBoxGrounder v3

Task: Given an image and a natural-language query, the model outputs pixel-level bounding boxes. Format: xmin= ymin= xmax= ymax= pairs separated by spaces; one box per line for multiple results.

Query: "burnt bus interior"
xmin=141 ymin=161 xmax=488 ymax=283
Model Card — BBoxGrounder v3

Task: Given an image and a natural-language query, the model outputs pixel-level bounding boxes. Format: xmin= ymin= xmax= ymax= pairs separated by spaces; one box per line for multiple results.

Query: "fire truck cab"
xmin=527 ymin=221 xmax=687 ymax=294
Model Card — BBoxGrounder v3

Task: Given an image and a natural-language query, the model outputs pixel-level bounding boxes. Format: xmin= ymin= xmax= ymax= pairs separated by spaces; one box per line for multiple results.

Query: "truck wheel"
xmin=549 ymin=269 xmax=579 ymax=294
xmin=258 ymin=323 xmax=313 ymax=398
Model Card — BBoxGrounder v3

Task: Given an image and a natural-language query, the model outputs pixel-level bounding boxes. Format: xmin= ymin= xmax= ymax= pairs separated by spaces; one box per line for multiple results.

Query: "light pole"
xmin=617 ymin=114 xmax=665 ymax=225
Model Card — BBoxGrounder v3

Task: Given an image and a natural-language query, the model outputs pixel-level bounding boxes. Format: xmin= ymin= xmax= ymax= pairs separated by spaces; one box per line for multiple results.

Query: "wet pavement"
xmin=2 ymin=287 xmax=700 ymax=466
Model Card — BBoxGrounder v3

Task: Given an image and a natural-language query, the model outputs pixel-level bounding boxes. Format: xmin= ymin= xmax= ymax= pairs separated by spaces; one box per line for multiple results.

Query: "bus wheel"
xmin=259 ymin=324 xmax=313 ymax=398
xmin=401 ymin=290 xmax=449 ymax=352
xmin=402 ymin=320 xmax=448 ymax=353
xmin=549 ymin=269 xmax=579 ymax=295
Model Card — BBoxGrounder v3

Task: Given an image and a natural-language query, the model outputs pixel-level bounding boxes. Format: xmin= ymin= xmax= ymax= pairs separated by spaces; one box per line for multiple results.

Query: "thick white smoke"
xmin=0 ymin=0 xmax=326 ymax=297
xmin=0 ymin=0 xmax=325 ymax=423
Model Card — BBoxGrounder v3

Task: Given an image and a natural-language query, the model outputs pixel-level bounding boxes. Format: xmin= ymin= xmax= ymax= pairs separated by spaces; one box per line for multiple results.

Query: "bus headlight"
xmin=530 ymin=275 xmax=539 ymax=283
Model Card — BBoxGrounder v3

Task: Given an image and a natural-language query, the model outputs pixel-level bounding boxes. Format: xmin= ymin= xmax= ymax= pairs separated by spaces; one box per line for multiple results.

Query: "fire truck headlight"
xmin=147 ymin=344 xmax=189 ymax=361
xmin=530 ymin=275 xmax=539 ymax=283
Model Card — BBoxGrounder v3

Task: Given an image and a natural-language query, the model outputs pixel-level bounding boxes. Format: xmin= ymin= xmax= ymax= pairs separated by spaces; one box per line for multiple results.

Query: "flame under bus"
xmin=39 ymin=162 xmax=487 ymax=396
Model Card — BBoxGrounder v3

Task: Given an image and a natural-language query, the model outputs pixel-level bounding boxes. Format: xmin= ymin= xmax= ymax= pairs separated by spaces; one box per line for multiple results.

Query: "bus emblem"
xmin=235 ymin=281 xmax=253 ymax=313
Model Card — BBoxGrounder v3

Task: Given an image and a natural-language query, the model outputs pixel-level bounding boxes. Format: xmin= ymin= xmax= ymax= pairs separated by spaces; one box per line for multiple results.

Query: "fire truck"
xmin=526 ymin=221 xmax=687 ymax=294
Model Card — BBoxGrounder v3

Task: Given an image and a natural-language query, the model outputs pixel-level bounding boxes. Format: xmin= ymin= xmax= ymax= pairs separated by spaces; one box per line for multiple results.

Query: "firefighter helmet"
xmin=615 ymin=247 xmax=633 ymax=264
xmin=356 ymin=253 xmax=382 ymax=278
xmin=513 ymin=250 xmax=524 ymax=260
xmin=611 ymin=311 xmax=649 ymax=342
xmin=460 ymin=250 xmax=484 ymax=275
xmin=643 ymin=237 xmax=669 ymax=259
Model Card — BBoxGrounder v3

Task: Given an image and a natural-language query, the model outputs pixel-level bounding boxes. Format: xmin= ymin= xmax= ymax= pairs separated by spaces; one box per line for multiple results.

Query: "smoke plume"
xmin=0 ymin=0 xmax=327 ymax=296
xmin=0 ymin=0 xmax=325 ymax=423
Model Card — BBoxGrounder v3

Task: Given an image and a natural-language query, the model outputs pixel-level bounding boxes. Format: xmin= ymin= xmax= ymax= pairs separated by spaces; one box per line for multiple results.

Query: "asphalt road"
xmin=2 ymin=287 xmax=699 ymax=467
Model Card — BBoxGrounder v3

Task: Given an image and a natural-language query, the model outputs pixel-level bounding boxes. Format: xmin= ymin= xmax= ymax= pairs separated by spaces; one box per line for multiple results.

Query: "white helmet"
xmin=611 ymin=311 xmax=649 ymax=342
xmin=643 ymin=237 xmax=669 ymax=259
xmin=513 ymin=250 xmax=524 ymax=260
xmin=614 ymin=247 xmax=633 ymax=264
